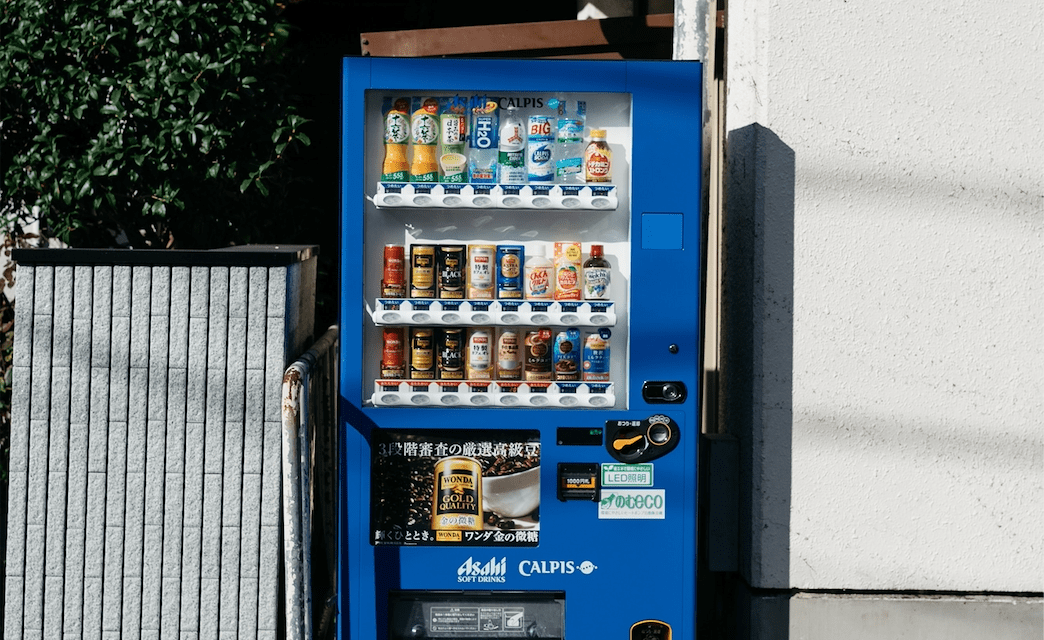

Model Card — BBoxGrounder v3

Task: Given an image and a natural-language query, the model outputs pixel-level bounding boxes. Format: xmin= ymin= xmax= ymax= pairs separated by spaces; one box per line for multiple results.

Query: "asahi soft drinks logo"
xmin=457 ymin=557 xmax=599 ymax=583
xmin=458 ymin=556 xmax=508 ymax=583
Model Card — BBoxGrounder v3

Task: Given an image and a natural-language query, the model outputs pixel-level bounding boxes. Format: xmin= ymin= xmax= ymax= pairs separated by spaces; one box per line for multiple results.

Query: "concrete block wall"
xmin=4 ymin=246 xmax=317 ymax=640
xmin=691 ymin=0 xmax=1044 ymax=634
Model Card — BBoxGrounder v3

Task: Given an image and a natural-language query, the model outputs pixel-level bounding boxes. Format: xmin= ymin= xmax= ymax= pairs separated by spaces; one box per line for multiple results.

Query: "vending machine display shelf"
xmin=371 ymin=299 xmax=617 ymax=327
xmin=373 ymin=182 xmax=618 ymax=210
xmin=371 ymin=380 xmax=615 ymax=408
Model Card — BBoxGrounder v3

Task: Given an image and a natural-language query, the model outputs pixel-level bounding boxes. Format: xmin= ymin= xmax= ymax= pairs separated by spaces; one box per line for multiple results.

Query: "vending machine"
xmin=340 ymin=57 xmax=703 ymax=640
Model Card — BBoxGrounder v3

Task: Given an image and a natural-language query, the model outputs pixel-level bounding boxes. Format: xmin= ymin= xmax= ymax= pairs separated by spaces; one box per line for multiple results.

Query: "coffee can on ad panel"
xmin=437 ymin=245 xmax=466 ymax=299
xmin=466 ymin=328 xmax=494 ymax=380
xmin=496 ymin=329 xmax=522 ymax=381
xmin=496 ymin=245 xmax=524 ymax=299
xmin=410 ymin=245 xmax=436 ymax=298
xmin=524 ymin=328 xmax=553 ymax=381
xmin=431 ymin=456 xmax=483 ymax=531
xmin=467 ymin=244 xmax=496 ymax=299
xmin=409 ymin=328 xmax=435 ymax=380
xmin=381 ymin=244 xmax=407 ymax=298
xmin=437 ymin=328 xmax=465 ymax=380
xmin=380 ymin=327 xmax=406 ymax=379
xmin=553 ymin=328 xmax=581 ymax=381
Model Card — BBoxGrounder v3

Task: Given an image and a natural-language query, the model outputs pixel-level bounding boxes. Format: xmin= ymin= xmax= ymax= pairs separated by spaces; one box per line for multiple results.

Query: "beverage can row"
xmin=380 ymin=327 xmax=611 ymax=382
xmin=382 ymin=242 xmax=611 ymax=301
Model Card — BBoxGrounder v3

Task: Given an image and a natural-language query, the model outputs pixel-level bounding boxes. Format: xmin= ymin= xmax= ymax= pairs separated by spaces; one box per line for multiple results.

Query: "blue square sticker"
xmin=642 ymin=213 xmax=684 ymax=250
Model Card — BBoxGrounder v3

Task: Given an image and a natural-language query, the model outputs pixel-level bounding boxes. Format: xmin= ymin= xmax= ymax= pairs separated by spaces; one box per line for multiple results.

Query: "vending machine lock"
xmin=604 ymin=415 xmax=680 ymax=463
xmin=642 ymin=381 xmax=687 ymax=404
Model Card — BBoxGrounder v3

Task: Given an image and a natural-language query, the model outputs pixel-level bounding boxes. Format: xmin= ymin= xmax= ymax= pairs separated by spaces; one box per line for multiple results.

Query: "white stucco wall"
xmin=724 ymin=1 xmax=1043 ymax=591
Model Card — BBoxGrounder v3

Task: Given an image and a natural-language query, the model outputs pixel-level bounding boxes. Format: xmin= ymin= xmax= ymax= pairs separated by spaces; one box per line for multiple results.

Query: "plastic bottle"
xmin=439 ymin=96 xmax=468 ymax=183
xmin=524 ymin=243 xmax=554 ymax=299
xmin=582 ymin=328 xmax=611 ymax=382
xmin=526 ymin=111 xmax=554 ymax=183
xmin=554 ymin=100 xmax=586 ymax=184
xmin=584 ymin=129 xmax=612 ymax=182
xmin=410 ymin=97 xmax=440 ymax=182
xmin=498 ymin=106 xmax=526 ymax=184
xmin=381 ymin=96 xmax=410 ymax=182
xmin=468 ymin=97 xmax=499 ymax=184
xmin=583 ymin=244 xmax=611 ymax=300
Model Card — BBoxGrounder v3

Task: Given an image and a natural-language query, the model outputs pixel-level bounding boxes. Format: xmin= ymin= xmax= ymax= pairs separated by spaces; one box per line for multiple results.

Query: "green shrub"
xmin=0 ymin=0 xmax=310 ymax=249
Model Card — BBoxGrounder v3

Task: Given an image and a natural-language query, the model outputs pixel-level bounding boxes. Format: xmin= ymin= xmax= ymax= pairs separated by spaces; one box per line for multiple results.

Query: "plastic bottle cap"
xmin=590 ymin=129 xmax=607 ymax=138
xmin=529 ymin=244 xmax=546 ymax=257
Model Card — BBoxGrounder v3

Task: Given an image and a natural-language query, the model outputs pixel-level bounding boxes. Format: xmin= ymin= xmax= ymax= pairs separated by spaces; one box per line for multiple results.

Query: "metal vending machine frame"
xmin=340 ymin=57 xmax=703 ymax=640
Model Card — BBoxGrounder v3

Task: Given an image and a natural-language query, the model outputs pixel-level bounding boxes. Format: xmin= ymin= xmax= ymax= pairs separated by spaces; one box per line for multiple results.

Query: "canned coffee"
xmin=466 ymin=328 xmax=493 ymax=380
xmin=467 ymin=245 xmax=496 ymax=299
xmin=380 ymin=327 xmax=405 ymax=379
xmin=524 ymin=328 xmax=553 ymax=381
xmin=410 ymin=245 xmax=436 ymax=298
xmin=381 ymin=244 xmax=406 ymax=298
xmin=437 ymin=328 xmax=464 ymax=380
xmin=409 ymin=328 xmax=435 ymax=380
xmin=496 ymin=245 xmax=524 ymax=299
xmin=553 ymin=328 xmax=581 ymax=381
xmin=496 ymin=329 xmax=522 ymax=381
xmin=437 ymin=245 xmax=465 ymax=299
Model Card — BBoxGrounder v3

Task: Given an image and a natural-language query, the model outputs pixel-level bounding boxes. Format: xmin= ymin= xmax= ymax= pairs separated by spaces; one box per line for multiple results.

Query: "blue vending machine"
xmin=340 ymin=57 xmax=703 ymax=640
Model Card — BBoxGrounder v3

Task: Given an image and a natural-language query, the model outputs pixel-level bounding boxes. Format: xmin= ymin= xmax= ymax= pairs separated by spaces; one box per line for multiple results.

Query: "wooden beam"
xmin=360 ymin=14 xmax=674 ymax=59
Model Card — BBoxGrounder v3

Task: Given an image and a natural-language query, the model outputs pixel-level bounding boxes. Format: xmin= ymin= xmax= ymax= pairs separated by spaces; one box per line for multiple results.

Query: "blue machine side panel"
xmin=340 ymin=57 xmax=703 ymax=640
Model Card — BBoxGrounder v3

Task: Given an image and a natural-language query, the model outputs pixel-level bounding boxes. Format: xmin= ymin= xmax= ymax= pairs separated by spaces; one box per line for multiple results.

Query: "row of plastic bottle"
xmin=382 ymin=96 xmax=611 ymax=185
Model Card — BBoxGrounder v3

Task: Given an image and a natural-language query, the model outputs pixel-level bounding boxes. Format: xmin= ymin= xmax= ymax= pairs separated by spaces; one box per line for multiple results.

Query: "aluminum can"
xmin=437 ymin=328 xmax=465 ymax=380
xmin=437 ymin=245 xmax=466 ymax=299
xmin=381 ymin=244 xmax=406 ymax=298
xmin=496 ymin=245 xmax=524 ymax=299
xmin=524 ymin=328 xmax=553 ymax=381
xmin=496 ymin=329 xmax=522 ymax=381
xmin=431 ymin=456 xmax=483 ymax=531
xmin=410 ymin=245 xmax=436 ymax=298
xmin=380 ymin=327 xmax=405 ymax=379
xmin=409 ymin=328 xmax=435 ymax=380
xmin=467 ymin=244 xmax=496 ymax=299
xmin=553 ymin=328 xmax=581 ymax=381
xmin=466 ymin=328 xmax=493 ymax=380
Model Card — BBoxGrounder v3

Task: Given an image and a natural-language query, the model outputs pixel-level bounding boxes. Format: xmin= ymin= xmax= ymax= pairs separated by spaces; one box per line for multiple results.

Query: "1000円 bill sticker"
xmin=371 ymin=429 xmax=540 ymax=546
xmin=597 ymin=489 xmax=666 ymax=519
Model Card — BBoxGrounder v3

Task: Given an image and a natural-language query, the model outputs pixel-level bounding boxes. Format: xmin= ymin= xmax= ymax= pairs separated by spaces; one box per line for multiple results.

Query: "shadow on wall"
xmin=721 ymin=124 xmax=796 ymax=637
